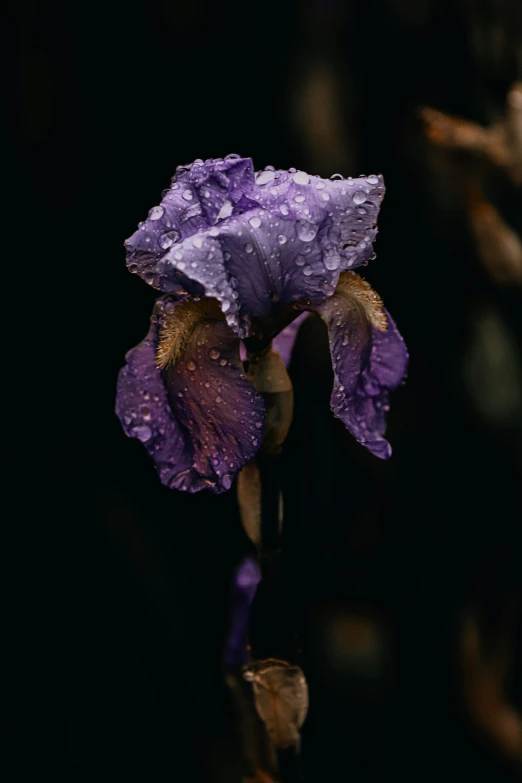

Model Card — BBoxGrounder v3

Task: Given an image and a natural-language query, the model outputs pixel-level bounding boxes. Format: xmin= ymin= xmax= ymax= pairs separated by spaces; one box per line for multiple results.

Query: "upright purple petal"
xmin=315 ymin=273 xmax=408 ymax=458
xmin=127 ymin=158 xmax=385 ymax=337
xmin=124 ymin=156 xmax=254 ymax=290
xmin=116 ymin=296 xmax=265 ymax=493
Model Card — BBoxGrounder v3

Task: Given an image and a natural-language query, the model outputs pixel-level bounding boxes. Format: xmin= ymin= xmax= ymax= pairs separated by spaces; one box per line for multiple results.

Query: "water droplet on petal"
xmin=216 ymin=199 xmax=233 ymax=221
xmin=295 ymin=255 xmax=305 ymax=267
xmin=353 ymin=191 xmax=366 ymax=205
xmin=366 ymin=175 xmax=379 ymax=185
xmin=321 ymin=192 xmax=330 ymax=201
xmin=187 ymin=360 xmax=196 ymax=371
xmin=133 ymin=425 xmax=152 ymax=442
xmin=219 ymin=358 xmax=227 ymax=366
xmin=210 ymin=348 xmax=220 ymax=360
xmin=277 ymin=234 xmax=288 ymax=245
xmin=249 ymin=216 xmax=261 ymax=228
xmin=183 ymin=189 xmax=193 ymax=201
xmin=193 ymin=236 xmax=203 ymax=248
xmin=315 ymin=181 xmax=326 ymax=190
xmin=303 ymin=265 xmax=313 ymax=276
xmin=256 ymin=170 xmax=276 ymax=185
xmin=280 ymin=203 xmax=289 ymax=216
xmin=330 ymin=173 xmax=344 ymax=180
xmin=293 ymin=171 xmax=309 ymax=185
xmin=221 ymin=473 xmax=233 ymax=489
xmin=295 ymin=194 xmax=305 ymax=203
xmin=158 ymin=230 xmax=180 ymax=249
xmin=296 ymin=221 xmax=317 ymax=242
xmin=149 ymin=206 xmax=165 ymax=220
xmin=245 ymin=243 xmax=254 ymax=254
xmin=324 ymin=253 xmax=340 ymax=270
xmin=215 ymin=395 xmax=223 ymax=403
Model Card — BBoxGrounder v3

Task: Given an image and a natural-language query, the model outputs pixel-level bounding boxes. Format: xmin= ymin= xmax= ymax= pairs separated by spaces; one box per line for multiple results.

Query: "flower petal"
xmin=315 ymin=272 xmax=408 ymax=458
xmin=271 ymin=312 xmax=309 ymax=367
xmin=124 ymin=156 xmax=255 ymax=290
xmin=115 ymin=295 xmax=265 ymax=493
xmin=148 ymin=166 xmax=384 ymax=337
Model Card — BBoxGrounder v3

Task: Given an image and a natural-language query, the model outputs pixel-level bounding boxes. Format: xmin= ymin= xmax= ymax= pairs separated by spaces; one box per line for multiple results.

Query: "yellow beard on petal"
xmin=155 ymin=297 xmax=224 ymax=369
xmin=334 ymin=271 xmax=388 ymax=332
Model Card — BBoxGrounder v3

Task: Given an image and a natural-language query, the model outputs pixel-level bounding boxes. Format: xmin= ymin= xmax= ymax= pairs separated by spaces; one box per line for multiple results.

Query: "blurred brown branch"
xmin=420 ymin=82 xmax=522 ymax=185
xmin=461 ymin=601 xmax=522 ymax=766
xmin=420 ymin=82 xmax=522 ymax=287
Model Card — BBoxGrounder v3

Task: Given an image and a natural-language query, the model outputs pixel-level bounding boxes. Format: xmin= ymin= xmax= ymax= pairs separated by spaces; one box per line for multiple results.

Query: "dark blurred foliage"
xmin=12 ymin=0 xmax=522 ymax=780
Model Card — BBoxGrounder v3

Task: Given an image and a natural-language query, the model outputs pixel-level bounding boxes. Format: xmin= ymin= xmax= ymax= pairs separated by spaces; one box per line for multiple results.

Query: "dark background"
xmin=14 ymin=0 xmax=521 ymax=780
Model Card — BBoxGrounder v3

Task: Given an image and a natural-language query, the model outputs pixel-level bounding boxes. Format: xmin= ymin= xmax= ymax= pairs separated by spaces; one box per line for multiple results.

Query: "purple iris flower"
xmin=116 ymin=156 xmax=408 ymax=492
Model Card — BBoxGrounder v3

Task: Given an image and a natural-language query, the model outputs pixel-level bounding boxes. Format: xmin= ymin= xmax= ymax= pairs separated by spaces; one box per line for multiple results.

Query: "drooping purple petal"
xmin=315 ymin=274 xmax=408 ymax=458
xmin=115 ymin=296 xmax=265 ymax=493
xmin=225 ymin=556 xmax=261 ymax=669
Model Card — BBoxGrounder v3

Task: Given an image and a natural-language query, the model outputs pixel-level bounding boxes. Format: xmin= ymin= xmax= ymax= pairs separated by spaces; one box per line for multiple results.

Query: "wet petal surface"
xmin=116 ymin=296 xmax=265 ymax=492
xmin=315 ymin=273 xmax=408 ymax=458
xmin=125 ymin=158 xmax=384 ymax=337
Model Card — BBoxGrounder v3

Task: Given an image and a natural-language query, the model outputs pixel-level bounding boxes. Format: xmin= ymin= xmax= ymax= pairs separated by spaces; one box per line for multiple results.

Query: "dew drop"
xmin=182 ymin=189 xmax=193 ymax=201
xmin=280 ymin=203 xmax=289 ymax=216
xmin=159 ymin=230 xmax=180 ymax=249
xmin=215 ymin=395 xmax=223 ymax=403
xmin=210 ymin=348 xmax=220 ymax=360
xmin=353 ymin=191 xmax=366 ymax=205
xmin=324 ymin=252 xmax=340 ymax=270
xmin=221 ymin=473 xmax=233 ymax=489
xmin=256 ymin=170 xmax=276 ymax=185
xmin=216 ymin=199 xmax=233 ymax=221
xmin=296 ymin=221 xmax=317 ymax=242
xmin=366 ymin=175 xmax=379 ymax=185
xmin=249 ymin=216 xmax=261 ymax=229
xmin=321 ymin=192 xmax=330 ymax=201
xmin=295 ymin=255 xmax=305 ymax=267
xmin=219 ymin=358 xmax=227 ymax=366
xmin=187 ymin=360 xmax=196 ymax=371
xmin=133 ymin=425 xmax=152 ymax=442
xmin=193 ymin=236 xmax=203 ymax=248
xmin=315 ymin=181 xmax=326 ymax=190
xmin=277 ymin=234 xmax=288 ymax=245
xmin=303 ymin=265 xmax=313 ymax=276
xmin=245 ymin=243 xmax=254 ymax=254
xmin=295 ymin=194 xmax=305 ymax=203
xmin=149 ymin=206 xmax=165 ymax=220
xmin=293 ymin=171 xmax=309 ymax=185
